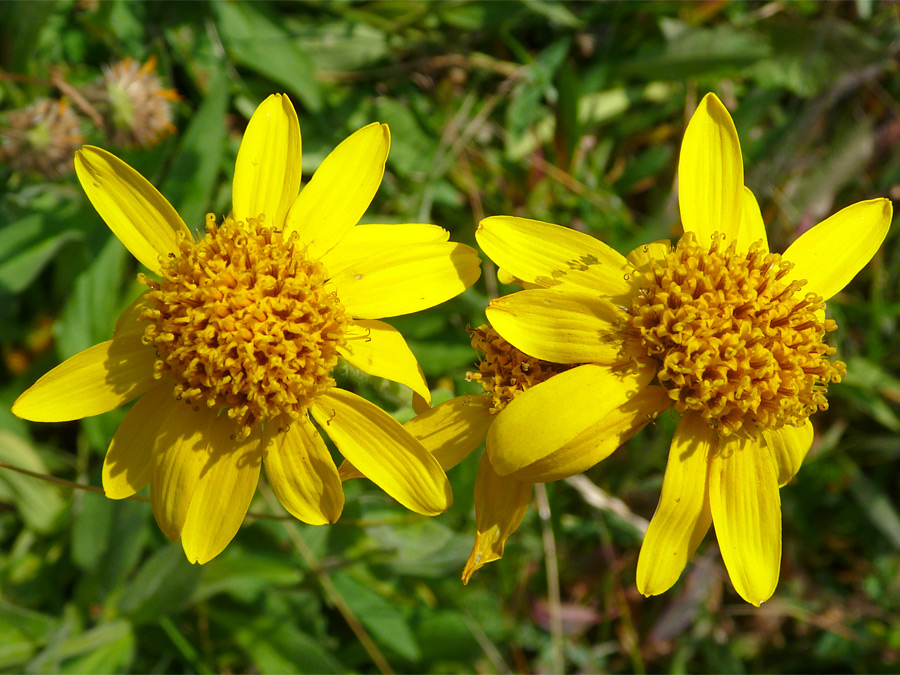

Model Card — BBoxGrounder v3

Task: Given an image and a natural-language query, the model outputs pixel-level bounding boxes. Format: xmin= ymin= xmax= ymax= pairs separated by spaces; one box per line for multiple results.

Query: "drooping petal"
xmin=736 ymin=186 xmax=768 ymax=253
xmin=626 ymin=239 xmax=671 ymax=280
xmin=285 ymin=123 xmax=389 ymax=259
xmin=181 ymin=416 xmax=265 ymax=564
xmin=232 ymin=93 xmax=302 ymax=229
xmin=709 ymin=434 xmax=782 ymax=606
xmin=485 ymin=288 xmax=631 ymax=365
xmin=487 ymin=362 xmax=657 ymax=477
xmin=782 ymin=198 xmax=892 ymax=301
xmin=75 ymin=146 xmax=191 ymax=275
xmin=637 ymin=413 xmax=714 ymax=597
xmin=12 ymin=335 xmax=157 ymax=422
xmin=504 ymin=385 xmax=671 ymax=483
xmin=339 ymin=319 xmax=432 ymax=405
xmin=329 ymin=242 xmax=481 ymax=319
xmin=462 ymin=452 xmax=533 ymax=583
xmin=762 ymin=420 xmax=813 ymax=487
xmin=150 ymin=401 xmax=216 ymax=541
xmin=103 ymin=380 xmax=176 ymax=499
xmin=678 ymin=93 xmax=744 ymax=245
xmin=320 ymin=223 xmax=449 ymax=276
xmin=263 ymin=415 xmax=343 ymax=525
xmin=476 ymin=216 xmax=634 ymax=299
xmin=338 ymin=395 xmax=493 ymax=481
xmin=311 ymin=388 xmax=452 ymax=515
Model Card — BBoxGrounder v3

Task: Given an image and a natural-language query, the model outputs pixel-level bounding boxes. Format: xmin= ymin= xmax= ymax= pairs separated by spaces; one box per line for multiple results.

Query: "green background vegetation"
xmin=2 ymin=1 xmax=900 ymax=672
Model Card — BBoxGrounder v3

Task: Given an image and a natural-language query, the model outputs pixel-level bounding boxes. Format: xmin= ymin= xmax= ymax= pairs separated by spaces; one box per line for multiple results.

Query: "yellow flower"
xmin=13 ymin=94 xmax=481 ymax=564
xmin=474 ymin=93 xmax=892 ymax=605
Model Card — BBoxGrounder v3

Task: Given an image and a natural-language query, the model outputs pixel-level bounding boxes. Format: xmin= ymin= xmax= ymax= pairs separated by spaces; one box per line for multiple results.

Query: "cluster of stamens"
xmin=140 ymin=214 xmax=349 ymax=437
xmin=629 ymin=232 xmax=845 ymax=436
xmin=467 ymin=325 xmax=570 ymax=414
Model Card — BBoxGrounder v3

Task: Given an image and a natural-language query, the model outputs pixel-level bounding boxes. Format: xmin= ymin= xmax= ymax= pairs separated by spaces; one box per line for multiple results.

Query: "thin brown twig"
xmin=258 ymin=483 xmax=394 ymax=675
xmin=534 ymin=483 xmax=565 ymax=674
xmin=318 ymin=52 xmax=522 ymax=84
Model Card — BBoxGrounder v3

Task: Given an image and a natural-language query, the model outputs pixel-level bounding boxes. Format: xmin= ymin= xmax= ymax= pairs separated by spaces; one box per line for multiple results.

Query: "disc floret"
xmin=629 ymin=232 xmax=846 ymax=436
xmin=141 ymin=214 xmax=349 ymax=437
xmin=468 ymin=325 xmax=570 ymax=414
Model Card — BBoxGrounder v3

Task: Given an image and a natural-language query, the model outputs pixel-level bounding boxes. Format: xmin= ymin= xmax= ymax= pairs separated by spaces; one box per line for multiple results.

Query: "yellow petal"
xmin=782 ymin=198 xmax=892 ymax=301
xmin=285 ymin=123 xmax=389 ymax=259
xmin=625 ymin=239 xmax=670 ymax=280
xmin=505 ymin=385 xmax=671 ymax=483
xmin=340 ymin=319 xmax=432 ymax=405
xmin=462 ymin=452 xmax=532 ymax=584
xmin=678 ymin=93 xmax=744 ymax=245
xmin=103 ymin=380 xmax=175 ymax=499
xmin=264 ymin=416 xmax=343 ymax=525
xmin=762 ymin=420 xmax=813 ymax=487
xmin=486 ymin=288 xmax=630 ymax=365
xmin=637 ymin=413 xmax=714 ymax=597
xmin=329 ymin=242 xmax=481 ymax=319
xmin=311 ymin=388 xmax=452 ymax=515
xmin=12 ymin=335 xmax=157 ymax=422
xmin=320 ymin=223 xmax=449 ymax=276
xmin=181 ymin=416 xmax=265 ymax=564
xmin=232 ymin=94 xmax=302 ymax=228
xmin=408 ymin=395 xmax=493 ymax=470
xmin=709 ymin=435 xmax=782 ymax=606
xmin=150 ymin=401 xmax=216 ymax=541
xmin=113 ymin=291 xmax=153 ymax=340
xmin=476 ymin=216 xmax=633 ymax=299
xmin=487 ymin=362 xmax=656 ymax=477
xmin=338 ymin=395 xmax=493 ymax=481
xmin=736 ymin=186 xmax=768 ymax=253
xmin=74 ymin=146 xmax=191 ymax=275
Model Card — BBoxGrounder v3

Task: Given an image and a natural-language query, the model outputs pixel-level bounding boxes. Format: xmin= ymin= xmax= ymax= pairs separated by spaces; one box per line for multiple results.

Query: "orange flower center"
xmin=467 ymin=325 xmax=570 ymax=414
xmin=629 ymin=232 xmax=845 ymax=437
xmin=140 ymin=214 xmax=348 ymax=437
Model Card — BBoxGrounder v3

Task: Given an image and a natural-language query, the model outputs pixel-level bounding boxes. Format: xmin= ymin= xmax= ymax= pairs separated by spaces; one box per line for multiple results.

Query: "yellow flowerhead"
xmin=13 ymin=93 xmax=481 ymax=564
xmin=475 ymin=93 xmax=892 ymax=605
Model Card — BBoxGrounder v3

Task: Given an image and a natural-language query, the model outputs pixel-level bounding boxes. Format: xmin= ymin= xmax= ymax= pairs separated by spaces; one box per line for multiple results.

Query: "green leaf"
xmin=331 ymin=572 xmax=420 ymax=662
xmin=161 ymin=67 xmax=229 ymax=234
xmin=117 ymin=544 xmax=202 ymax=624
xmin=0 ymin=215 xmax=82 ymax=294
xmin=843 ymin=458 xmax=900 ymax=551
xmin=0 ymin=429 xmax=67 ymax=533
xmin=213 ymin=2 xmax=322 ymax=112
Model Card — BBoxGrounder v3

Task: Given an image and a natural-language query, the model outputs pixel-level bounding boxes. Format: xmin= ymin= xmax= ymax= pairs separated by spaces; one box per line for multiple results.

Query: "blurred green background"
xmin=2 ymin=0 xmax=900 ymax=672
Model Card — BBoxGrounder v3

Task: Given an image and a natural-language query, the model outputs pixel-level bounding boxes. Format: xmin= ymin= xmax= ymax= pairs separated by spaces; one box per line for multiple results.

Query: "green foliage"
xmin=2 ymin=1 xmax=900 ymax=672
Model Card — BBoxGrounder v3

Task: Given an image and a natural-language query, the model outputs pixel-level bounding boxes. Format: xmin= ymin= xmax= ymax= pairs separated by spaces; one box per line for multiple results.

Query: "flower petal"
xmin=232 ymin=94 xmax=302 ymax=229
xmin=340 ymin=319 xmax=431 ymax=405
xmin=678 ymin=93 xmax=744 ymax=245
xmin=285 ymin=123 xmax=389 ymax=259
xmin=12 ymin=335 xmax=157 ymax=422
xmin=264 ymin=415 xmax=343 ymax=525
xmin=113 ymin=291 xmax=154 ymax=340
xmin=462 ymin=452 xmax=532 ymax=584
xmin=75 ymin=146 xmax=191 ymax=275
xmin=637 ymin=413 xmax=714 ymax=597
xmin=506 ymin=386 xmax=671 ymax=483
xmin=320 ymin=223 xmax=449 ymax=276
xmin=487 ymin=362 xmax=656 ymax=477
xmin=150 ymin=402 xmax=216 ymax=541
xmin=103 ymin=380 xmax=175 ymax=499
xmin=709 ymin=434 xmax=782 ymax=606
xmin=181 ymin=416 xmax=264 ymax=564
xmin=486 ymin=288 xmax=631 ymax=365
xmin=782 ymin=198 xmax=892 ymax=301
xmin=763 ymin=420 xmax=813 ymax=487
xmin=311 ymin=388 xmax=452 ymax=515
xmin=476 ymin=216 xmax=633 ymax=299
xmin=339 ymin=395 xmax=493 ymax=481
xmin=626 ymin=239 xmax=670 ymax=280
xmin=736 ymin=186 xmax=768 ymax=253
xmin=329 ymin=242 xmax=481 ymax=319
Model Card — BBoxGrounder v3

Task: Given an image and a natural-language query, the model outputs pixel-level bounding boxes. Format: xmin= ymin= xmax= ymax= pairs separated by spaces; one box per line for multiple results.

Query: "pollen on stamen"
xmin=139 ymin=213 xmax=349 ymax=437
xmin=628 ymin=232 xmax=846 ymax=437
xmin=467 ymin=325 xmax=570 ymax=415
